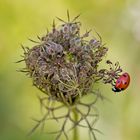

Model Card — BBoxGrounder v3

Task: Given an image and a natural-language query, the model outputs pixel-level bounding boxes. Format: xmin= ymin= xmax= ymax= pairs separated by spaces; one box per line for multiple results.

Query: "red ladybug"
xmin=112 ymin=72 xmax=130 ymax=92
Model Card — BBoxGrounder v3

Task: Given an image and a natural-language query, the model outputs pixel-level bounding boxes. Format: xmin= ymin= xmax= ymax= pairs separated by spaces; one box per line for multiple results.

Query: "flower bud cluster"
xmin=21 ymin=15 xmax=122 ymax=105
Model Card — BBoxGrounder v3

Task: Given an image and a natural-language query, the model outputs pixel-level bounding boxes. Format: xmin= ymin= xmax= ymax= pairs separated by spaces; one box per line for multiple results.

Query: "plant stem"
xmin=73 ymin=108 xmax=78 ymax=140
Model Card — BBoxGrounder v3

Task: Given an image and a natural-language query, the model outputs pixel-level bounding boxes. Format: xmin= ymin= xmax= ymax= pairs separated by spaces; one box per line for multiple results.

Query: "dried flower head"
xmin=17 ymin=11 xmax=123 ymax=140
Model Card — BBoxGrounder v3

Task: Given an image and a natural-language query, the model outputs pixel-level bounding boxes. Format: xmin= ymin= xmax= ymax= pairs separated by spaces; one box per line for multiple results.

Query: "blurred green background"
xmin=0 ymin=0 xmax=140 ymax=140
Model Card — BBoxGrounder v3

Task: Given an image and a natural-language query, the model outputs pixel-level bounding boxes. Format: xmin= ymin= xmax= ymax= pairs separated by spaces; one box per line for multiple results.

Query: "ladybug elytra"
xmin=112 ymin=72 xmax=130 ymax=92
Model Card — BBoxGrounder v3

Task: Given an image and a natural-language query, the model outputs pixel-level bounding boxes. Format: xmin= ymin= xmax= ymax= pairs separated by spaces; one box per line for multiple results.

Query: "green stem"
xmin=73 ymin=108 xmax=78 ymax=140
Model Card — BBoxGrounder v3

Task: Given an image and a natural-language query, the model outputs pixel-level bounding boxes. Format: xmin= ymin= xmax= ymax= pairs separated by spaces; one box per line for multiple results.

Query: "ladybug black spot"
xmin=117 ymin=80 xmax=120 ymax=83
xmin=124 ymin=82 xmax=127 ymax=85
xmin=123 ymin=74 xmax=127 ymax=77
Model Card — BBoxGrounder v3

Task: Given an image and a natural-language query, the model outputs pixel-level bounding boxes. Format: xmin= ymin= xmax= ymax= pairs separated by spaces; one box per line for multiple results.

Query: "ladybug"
xmin=112 ymin=72 xmax=130 ymax=92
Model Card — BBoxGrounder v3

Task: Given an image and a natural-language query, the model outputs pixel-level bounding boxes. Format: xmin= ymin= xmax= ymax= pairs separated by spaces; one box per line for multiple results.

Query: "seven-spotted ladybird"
xmin=112 ymin=72 xmax=130 ymax=92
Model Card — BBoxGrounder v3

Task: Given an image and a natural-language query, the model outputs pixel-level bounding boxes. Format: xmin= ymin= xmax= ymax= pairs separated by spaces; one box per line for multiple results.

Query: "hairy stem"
xmin=73 ymin=108 xmax=79 ymax=140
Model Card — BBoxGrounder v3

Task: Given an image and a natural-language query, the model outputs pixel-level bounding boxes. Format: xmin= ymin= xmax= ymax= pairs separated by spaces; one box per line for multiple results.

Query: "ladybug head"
xmin=112 ymin=87 xmax=122 ymax=92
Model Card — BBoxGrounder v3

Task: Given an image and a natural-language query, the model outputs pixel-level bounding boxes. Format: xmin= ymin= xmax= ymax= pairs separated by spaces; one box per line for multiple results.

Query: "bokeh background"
xmin=0 ymin=0 xmax=140 ymax=140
